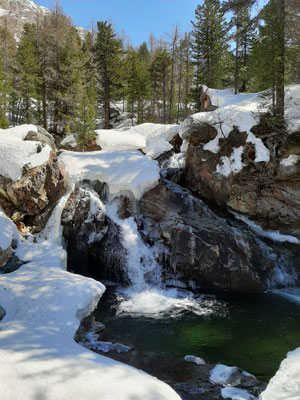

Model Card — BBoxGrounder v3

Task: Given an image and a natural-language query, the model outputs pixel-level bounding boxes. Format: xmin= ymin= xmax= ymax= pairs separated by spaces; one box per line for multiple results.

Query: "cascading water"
xmin=81 ymin=186 xmax=222 ymax=318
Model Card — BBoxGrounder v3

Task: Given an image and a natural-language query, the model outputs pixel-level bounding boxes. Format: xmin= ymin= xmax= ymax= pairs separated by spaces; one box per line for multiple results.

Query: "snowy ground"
xmin=0 ymin=198 xmax=181 ymax=400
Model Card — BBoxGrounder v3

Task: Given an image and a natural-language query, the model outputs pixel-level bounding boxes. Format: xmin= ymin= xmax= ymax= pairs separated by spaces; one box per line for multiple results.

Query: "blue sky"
xmin=34 ymin=0 xmax=201 ymax=47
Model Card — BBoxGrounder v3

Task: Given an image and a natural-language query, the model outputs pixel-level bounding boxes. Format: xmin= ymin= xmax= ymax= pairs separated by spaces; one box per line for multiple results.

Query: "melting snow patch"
xmin=280 ymin=154 xmax=300 ymax=167
xmin=216 ymin=146 xmax=245 ymax=177
xmin=246 ymin=132 xmax=270 ymax=162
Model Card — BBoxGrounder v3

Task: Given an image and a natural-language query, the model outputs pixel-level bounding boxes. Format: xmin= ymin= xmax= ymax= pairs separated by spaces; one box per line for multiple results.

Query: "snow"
xmin=280 ymin=154 xmax=300 ymax=167
xmin=216 ymin=146 xmax=244 ymax=177
xmin=126 ymin=123 xmax=179 ymax=159
xmin=0 ymin=192 xmax=181 ymax=400
xmin=260 ymin=347 xmax=300 ymax=400
xmin=59 ymin=149 xmax=160 ymax=200
xmin=234 ymin=214 xmax=300 ymax=244
xmin=221 ymin=387 xmax=256 ymax=400
xmin=83 ymin=331 xmax=132 ymax=353
xmin=96 ymin=129 xmax=146 ymax=151
xmin=210 ymin=364 xmax=239 ymax=386
xmin=184 ymin=355 xmax=205 ymax=365
xmin=246 ymin=132 xmax=270 ymax=162
xmin=0 ymin=125 xmax=52 ymax=180
xmin=0 ymin=7 xmax=8 ymax=16
xmin=0 ymin=209 xmax=19 ymax=250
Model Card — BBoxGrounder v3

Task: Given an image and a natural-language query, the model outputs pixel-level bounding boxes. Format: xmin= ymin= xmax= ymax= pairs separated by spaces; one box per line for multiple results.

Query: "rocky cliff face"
xmin=184 ymin=121 xmax=300 ymax=239
xmin=0 ymin=0 xmax=86 ymax=40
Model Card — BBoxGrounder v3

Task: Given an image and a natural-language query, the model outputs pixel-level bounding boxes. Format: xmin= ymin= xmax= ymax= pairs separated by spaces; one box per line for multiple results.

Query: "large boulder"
xmin=61 ymin=186 xmax=127 ymax=282
xmin=137 ymin=180 xmax=300 ymax=293
xmin=0 ymin=152 xmax=66 ymax=232
xmin=184 ymin=122 xmax=300 ymax=238
xmin=24 ymin=126 xmax=56 ymax=150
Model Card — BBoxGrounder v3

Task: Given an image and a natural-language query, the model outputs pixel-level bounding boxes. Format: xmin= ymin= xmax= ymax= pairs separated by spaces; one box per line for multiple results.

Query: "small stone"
xmin=184 ymin=355 xmax=206 ymax=365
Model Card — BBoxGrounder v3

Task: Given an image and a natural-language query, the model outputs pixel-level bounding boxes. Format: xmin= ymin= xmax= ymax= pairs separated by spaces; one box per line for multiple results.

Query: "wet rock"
xmin=24 ymin=127 xmax=56 ymax=150
xmin=61 ymin=185 xmax=127 ymax=282
xmin=138 ymin=179 xmax=299 ymax=292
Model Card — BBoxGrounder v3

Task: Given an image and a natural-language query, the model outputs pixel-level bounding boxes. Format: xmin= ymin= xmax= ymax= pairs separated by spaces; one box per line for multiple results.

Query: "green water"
xmin=93 ymin=288 xmax=300 ymax=382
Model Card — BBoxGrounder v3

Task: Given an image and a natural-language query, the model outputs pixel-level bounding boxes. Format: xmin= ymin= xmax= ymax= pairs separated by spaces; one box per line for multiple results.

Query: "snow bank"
xmin=0 ymin=209 xmax=19 ymax=250
xmin=59 ymin=149 xmax=160 ymax=200
xmin=0 ymin=193 xmax=181 ymax=400
xmin=0 ymin=124 xmax=52 ymax=180
xmin=126 ymin=123 xmax=179 ymax=159
xmin=260 ymin=347 xmax=300 ymax=400
xmin=95 ymin=129 xmax=146 ymax=151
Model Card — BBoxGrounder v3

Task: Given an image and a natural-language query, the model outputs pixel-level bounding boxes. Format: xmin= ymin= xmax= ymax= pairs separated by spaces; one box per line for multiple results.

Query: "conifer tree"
xmin=16 ymin=23 xmax=41 ymax=123
xmin=93 ymin=21 xmax=123 ymax=129
xmin=191 ymin=0 xmax=229 ymax=110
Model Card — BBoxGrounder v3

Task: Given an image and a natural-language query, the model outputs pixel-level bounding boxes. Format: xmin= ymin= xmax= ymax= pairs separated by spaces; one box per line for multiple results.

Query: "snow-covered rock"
xmin=95 ymin=129 xmax=146 ymax=151
xmin=210 ymin=364 xmax=258 ymax=387
xmin=260 ymin=347 xmax=300 ymax=400
xmin=184 ymin=355 xmax=205 ymax=365
xmin=59 ymin=149 xmax=160 ymax=200
xmin=0 ymin=124 xmax=52 ymax=181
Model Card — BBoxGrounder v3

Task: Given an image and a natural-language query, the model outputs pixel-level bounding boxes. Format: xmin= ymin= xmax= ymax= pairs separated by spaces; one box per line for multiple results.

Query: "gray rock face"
xmin=24 ymin=127 xmax=56 ymax=150
xmin=61 ymin=186 xmax=127 ymax=282
xmin=184 ymin=122 xmax=300 ymax=238
xmin=137 ymin=180 xmax=300 ymax=292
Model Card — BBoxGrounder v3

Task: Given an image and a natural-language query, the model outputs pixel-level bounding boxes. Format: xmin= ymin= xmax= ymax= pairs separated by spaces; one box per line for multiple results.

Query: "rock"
xmin=0 ymin=247 xmax=12 ymax=268
xmin=184 ymin=355 xmax=205 ymax=365
xmin=61 ymin=185 xmax=127 ymax=282
xmin=138 ymin=180 xmax=300 ymax=292
xmin=184 ymin=121 xmax=300 ymax=238
xmin=210 ymin=364 xmax=259 ymax=388
xmin=0 ymin=255 xmax=24 ymax=274
xmin=1 ymin=152 xmax=66 ymax=231
xmin=0 ymin=305 xmax=6 ymax=321
xmin=24 ymin=127 xmax=56 ymax=150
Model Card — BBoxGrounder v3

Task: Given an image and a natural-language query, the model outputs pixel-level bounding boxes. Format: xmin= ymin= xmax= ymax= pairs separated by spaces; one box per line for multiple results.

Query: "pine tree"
xmin=16 ymin=23 xmax=41 ymax=123
xmin=0 ymin=58 xmax=10 ymax=128
xmin=191 ymin=0 xmax=229 ymax=110
xmin=93 ymin=21 xmax=123 ymax=129
xmin=150 ymin=47 xmax=171 ymax=123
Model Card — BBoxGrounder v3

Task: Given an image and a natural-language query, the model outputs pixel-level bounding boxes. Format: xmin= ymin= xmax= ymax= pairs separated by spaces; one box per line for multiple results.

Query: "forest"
xmin=0 ymin=0 xmax=299 ymax=146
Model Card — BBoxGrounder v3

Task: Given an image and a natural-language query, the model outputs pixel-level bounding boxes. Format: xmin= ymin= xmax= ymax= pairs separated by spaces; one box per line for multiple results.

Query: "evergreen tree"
xmin=150 ymin=47 xmax=171 ymax=123
xmin=16 ymin=23 xmax=41 ymax=123
xmin=191 ymin=0 xmax=229 ymax=111
xmin=0 ymin=58 xmax=10 ymax=128
xmin=93 ymin=21 xmax=123 ymax=129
